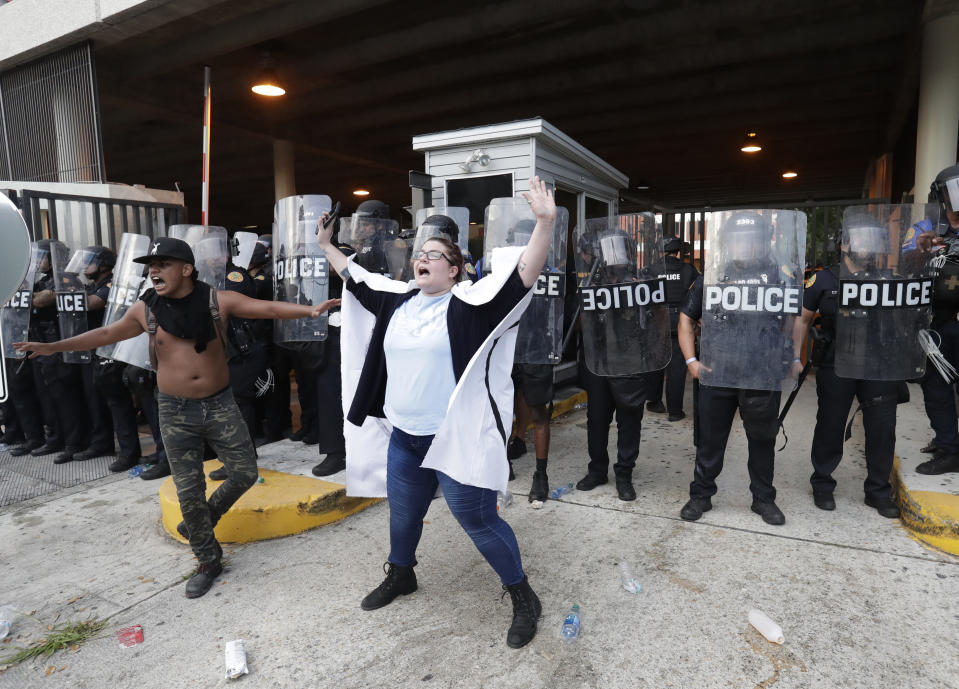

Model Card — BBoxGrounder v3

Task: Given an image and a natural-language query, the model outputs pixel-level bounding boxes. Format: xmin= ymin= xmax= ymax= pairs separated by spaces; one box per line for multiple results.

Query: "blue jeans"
xmin=386 ymin=428 xmax=525 ymax=586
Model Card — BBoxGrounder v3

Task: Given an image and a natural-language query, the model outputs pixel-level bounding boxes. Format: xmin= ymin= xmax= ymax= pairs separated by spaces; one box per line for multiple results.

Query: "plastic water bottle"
xmin=550 ymin=483 xmax=573 ymax=499
xmin=0 ymin=607 xmax=13 ymax=640
xmin=128 ymin=465 xmax=143 ymax=478
xmin=496 ymin=490 xmax=513 ymax=511
xmin=0 ymin=442 xmax=8 ymax=452
xmin=619 ymin=561 xmax=642 ymax=593
xmin=561 ymin=604 xmax=581 ymax=642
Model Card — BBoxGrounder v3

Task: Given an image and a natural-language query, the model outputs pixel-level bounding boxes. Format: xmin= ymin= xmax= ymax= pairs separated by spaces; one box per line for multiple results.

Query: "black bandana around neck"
xmin=140 ymin=280 xmax=218 ymax=354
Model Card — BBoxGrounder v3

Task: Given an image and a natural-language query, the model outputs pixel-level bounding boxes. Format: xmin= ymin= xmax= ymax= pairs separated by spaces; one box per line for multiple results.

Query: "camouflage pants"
xmin=158 ymin=387 xmax=258 ymax=564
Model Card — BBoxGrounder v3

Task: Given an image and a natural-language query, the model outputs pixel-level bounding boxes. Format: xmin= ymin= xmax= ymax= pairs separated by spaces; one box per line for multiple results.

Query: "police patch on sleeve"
xmin=804 ymin=273 xmax=817 ymax=288
xmin=227 ymin=270 xmax=244 ymax=283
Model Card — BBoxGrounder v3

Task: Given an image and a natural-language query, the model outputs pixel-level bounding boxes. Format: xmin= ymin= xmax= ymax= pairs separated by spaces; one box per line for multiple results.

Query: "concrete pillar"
xmin=273 ymin=139 xmax=295 ymax=201
xmin=914 ymin=10 xmax=959 ymax=200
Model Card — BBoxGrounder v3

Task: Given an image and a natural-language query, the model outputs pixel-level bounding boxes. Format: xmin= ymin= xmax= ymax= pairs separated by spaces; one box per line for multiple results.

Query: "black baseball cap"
xmin=133 ymin=237 xmax=196 ymax=265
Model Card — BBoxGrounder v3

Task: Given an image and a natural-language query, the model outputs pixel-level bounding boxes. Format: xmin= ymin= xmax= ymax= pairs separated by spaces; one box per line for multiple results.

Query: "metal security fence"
xmin=0 ymin=42 xmax=104 ymax=184
xmin=3 ymin=188 xmax=185 ymax=249
xmin=666 ymin=199 xmax=888 ymax=271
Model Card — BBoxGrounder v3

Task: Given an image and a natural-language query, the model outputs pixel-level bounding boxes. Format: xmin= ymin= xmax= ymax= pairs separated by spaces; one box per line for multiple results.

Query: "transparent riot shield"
xmin=168 ymin=225 xmax=228 ymax=289
xmin=341 ymin=215 xmax=403 ymax=278
xmin=699 ymin=209 xmax=807 ymax=391
xmin=52 ymin=245 xmax=92 ymax=364
xmin=1 ymin=245 xmax=39 ymax=359
xmin=231 ymin=231 xmax=258 ymax=270
xmin=413 ymin=207 xmax=470 ymax=256
xmin=273 ymin=194 xmax=331 ymax=344
xmin=96 ymin=233 xmax=152 ymax=370
xmin=574 ymin=213 xmax=670 ymax=375
xmin=483 ymin=198 xmax=569 ymax=364
xmin=834 ymin=204 xmax=936 ymax=380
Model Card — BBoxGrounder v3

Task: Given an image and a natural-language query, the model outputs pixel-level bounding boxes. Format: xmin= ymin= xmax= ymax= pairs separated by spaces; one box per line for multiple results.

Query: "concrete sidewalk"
xmin=1 ymin=377 xmax=958 ymax=688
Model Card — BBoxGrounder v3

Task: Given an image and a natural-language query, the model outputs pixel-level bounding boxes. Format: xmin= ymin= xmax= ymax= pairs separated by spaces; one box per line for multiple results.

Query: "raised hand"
xmin=522 ymin=176 xmax=556 ymax=223
xmin=310 ymin=298 xmax=342 ymax=318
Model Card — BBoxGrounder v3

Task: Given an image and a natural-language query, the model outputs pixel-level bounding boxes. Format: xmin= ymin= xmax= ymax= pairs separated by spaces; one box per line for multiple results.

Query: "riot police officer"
xmin=918 ymin=163 xmax=959 ymax=475
xmin=792 ymin=212 xmax=919 ymax=517
xmin=678 ymin=210 xmax=805 ymax=525
xmin=646 ymin=235 xmax=700 ymax=420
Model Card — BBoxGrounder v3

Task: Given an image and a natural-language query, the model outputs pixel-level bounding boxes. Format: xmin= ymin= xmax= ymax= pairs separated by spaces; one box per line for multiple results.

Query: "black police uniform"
xmin=920 ymin=223 xmax=959 ymax=457
xmin=78 ymin=274 xmax=120 ymax=457
xmin=802 ymin=267 xmax=898 ymax=502
xmin=33 ymin=270 xmax=93 ymax=456
xmin=681 ymin=275 xmax=780 ymax=505
xmin=223 ymin=265 xmax=269 ymax=445
xmin=311 ymin=240 xmax=355 ymax=466
xmin=5 ymin=357 xmax=45 ymax=449
xmin=648 ymin=254 xmax=700 ymax=416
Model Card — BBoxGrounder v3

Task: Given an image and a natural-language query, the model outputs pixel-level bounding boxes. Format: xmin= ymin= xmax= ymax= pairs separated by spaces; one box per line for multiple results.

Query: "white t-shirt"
xmin=383 ymin=291 xmax=456 ymax=435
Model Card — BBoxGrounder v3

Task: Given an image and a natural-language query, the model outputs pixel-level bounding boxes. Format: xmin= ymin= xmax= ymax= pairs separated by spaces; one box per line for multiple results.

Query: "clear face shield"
xmin=64 ymin=249 xmax=99 ymax=285
xmin=35 ymin=247 xmax=52 ymax=275
xmin=844 ymin=224 xmax=886 ymax=269
xmin=943 ymin=176 xmax=959 ymax=214
xmin=726 ymin=229 xmax=766 ymax=264
xmin=349 ymin=215 xmax=379 ymax=243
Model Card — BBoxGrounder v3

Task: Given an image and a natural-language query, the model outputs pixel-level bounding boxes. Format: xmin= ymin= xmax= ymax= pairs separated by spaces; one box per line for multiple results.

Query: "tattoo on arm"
xmin=518 ymin=259 xmax=527 ymax=273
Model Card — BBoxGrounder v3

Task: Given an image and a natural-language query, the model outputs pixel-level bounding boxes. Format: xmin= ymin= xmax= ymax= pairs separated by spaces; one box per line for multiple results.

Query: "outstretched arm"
xmin=14 ymin=301 xmax=146 ymax=358
xmin=516 ymin=176 xmax=558 ymax=288
xmin=218 ymin=290 xmax=340 ymax=320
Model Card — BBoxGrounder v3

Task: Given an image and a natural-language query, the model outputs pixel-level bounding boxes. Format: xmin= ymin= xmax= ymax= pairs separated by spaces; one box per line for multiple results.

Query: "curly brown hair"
xmin=417 ymin=236 xmax=466 ymax=282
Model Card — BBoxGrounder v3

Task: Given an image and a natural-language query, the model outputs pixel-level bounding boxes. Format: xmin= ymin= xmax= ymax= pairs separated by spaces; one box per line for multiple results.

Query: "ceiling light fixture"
xmin=782 ymin=170 xmax=798 ymax=179
xmin=740 ymin=131 xmax=762 ymax=153
xmin=353 ymin=189 xmax=371 ymax=196
xmin=251 ymin=53 xmax=286 ymax=97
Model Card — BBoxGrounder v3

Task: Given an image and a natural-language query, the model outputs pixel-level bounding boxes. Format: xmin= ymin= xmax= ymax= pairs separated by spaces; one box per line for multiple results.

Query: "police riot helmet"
xmin=355 ymin=199 xmax=390 ymax=219
xmin=663 ymin=235 xmax=682 ymax=253
xmin=723 ymin=210 xmax=772 ymax=263
xmin=258 ymin=234 xmax=273 ymax=249
xmin=931 ymin=164 xmax=959 ymax=214
xmin=422 ymin=214 xmax=459 ymax=243
xmin=508 ymin=218 xmax=535 ymax=246
xmin=34 ymin=239 xmax=53 ymax=273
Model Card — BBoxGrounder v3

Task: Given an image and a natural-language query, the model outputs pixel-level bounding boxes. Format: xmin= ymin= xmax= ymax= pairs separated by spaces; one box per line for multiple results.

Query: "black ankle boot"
xmin=361 ymin=562 xmax=417 ymax=611
xmin=502 ymin=575 xmax=542 ymax=649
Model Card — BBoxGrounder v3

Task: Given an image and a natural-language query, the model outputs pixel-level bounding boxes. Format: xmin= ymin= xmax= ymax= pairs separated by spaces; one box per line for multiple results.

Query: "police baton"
xmin=560 ymin=257 xmax=601 ymax=355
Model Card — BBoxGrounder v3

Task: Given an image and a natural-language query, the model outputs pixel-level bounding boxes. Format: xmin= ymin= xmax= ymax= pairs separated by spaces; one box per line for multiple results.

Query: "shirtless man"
xmin=15 ymin=237 xmax=338 ymax=598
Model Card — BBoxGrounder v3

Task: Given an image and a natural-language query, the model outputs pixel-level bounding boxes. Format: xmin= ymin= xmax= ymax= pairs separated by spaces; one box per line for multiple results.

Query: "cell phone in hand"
xmin=322 ymin=201 xmax=341 ymax=230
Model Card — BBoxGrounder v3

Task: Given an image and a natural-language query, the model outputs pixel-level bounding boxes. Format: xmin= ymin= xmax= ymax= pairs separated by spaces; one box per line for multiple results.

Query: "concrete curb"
xmin=891 ymin=456 xmax=959 ymax=557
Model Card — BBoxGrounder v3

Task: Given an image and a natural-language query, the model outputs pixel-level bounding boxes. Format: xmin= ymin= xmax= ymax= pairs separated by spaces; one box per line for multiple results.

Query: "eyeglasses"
xmin=413 ymin=250 xmax=450 ymax=262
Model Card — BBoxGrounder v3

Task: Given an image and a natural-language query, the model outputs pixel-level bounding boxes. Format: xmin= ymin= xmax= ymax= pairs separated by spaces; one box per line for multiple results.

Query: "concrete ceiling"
xmin=89 ymin=0 xmax=925 ymax=227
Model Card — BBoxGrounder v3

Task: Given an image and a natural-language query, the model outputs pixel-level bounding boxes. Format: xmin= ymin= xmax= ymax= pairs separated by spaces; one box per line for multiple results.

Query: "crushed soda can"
xmin=117 ymin=624 xmax=144 ymax=647
xmin=225 ymin=639 xmax=249 ymax=679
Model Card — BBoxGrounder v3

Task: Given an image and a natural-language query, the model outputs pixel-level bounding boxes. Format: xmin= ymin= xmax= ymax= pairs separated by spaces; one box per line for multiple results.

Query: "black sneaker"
xmin=751 ymin=500 xmax=786 ymax=525
xmin=575 ymin=473 xmax=608 ymax=491
xmin=140 ymin=461 xmax=171 ymax=480
xmin=31 ymin=442 xmax=64 ymax=457
xmin=208 ymin=466 xmax=228 ymax=481
xmin=646 ymin=400 xmax=666 ymax=414
xmin=920 ymin=441 xmax=941 ymax=453
xmin=108 ymin=455 xmax=140 ymax=472
xmin=185 ymin=560 xmax=223 ymax=599
xmin=74 ymin=445 xmax=115 ymax=461
xmin=53 ymin=448 xmax=78 ymax=465
xmin=9 ymin=440 xmax=43 ymax=456
xmin=813 ymin=492 xmax=836 ymax=511
xmin=361 ymin=562 xmax=417 ymax=611
xmin=506 ymin=437 xmax=527 ymax=461
xmin=616 ymin=477 xmax=636 ymax=502
xmin=312 ymin=453 xmax=346 ymax=477
xmin=301 ymin=431 xmax=319 ymax=446
xmin=916 ymin=453 xmax=959 ymax=475
xmin=528 ymin=470 xmax=549 ymax=502
xmin=680 ymin=497 xmax=712 ymax=521
xmin=865 ymin=495 xmax=900 ymax=519
xmin=668 ymin=412 xmax=686 ymax=422
xmin=508 ymin=460 xmax=515 ymax=481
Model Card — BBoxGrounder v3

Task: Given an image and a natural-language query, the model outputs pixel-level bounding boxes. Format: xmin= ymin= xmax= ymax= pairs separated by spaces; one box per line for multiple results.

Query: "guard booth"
xmin=0 ymin=181 xmax=185 ymax=249
xmin=411 ymin=117 xmax=628 ymax=384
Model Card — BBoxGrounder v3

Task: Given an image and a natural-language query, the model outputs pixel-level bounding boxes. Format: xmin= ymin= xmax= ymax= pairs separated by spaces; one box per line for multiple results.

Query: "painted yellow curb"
xmin=552 ymin=390 xmax=587 ymax=419
xmin=891 ymin=456 xmax=959 ymax=557
xmin=160 ymin=460 xmax=379 ymax=544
